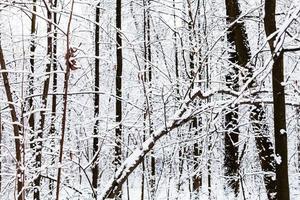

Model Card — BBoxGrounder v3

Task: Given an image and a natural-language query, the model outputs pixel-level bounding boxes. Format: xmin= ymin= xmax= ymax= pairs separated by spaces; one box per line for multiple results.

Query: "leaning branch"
xmin=0 ymin=41 xmax=23 ymax=200
xmin=99 ymin=89 xmax=207 ymax=199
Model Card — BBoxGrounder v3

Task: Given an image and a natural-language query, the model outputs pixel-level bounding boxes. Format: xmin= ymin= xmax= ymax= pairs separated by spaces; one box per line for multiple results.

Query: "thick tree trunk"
xmin=92 ymin=2 xmax=101 ymax=198
xmin=250 ymin=103 xmax=276 ymax=199
xmin=264 ymin=1 xmax=290 ymax=199
xmin=225 ymin=0 xmax=277 ymax=199
xmin=224 ymin=1 xmax=277 ymax=198
xmin=224 ymin=0 xmax=241 ymax=196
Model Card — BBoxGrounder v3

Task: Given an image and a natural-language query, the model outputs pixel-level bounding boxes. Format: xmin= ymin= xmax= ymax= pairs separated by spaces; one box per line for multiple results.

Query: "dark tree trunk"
xmin=297 ymin=106 xmax=300 ymax=186
xmin=111 ymin=0 xmax=123 ymax=198
xmin=224 ymin=0 xmax=277 ymax=198
xmin=172 ymin=1 xmax=183 ymax=195
xmin=0 ymin=41 xmax=23 ymax=200
xmin=0 ymin=105 xmax=2 ymax=193
xmin=250 ymin=103 xmax=276 ymax=199
xmin=224 ymin=0 xmax=247 ymax=195
xmin=29 ymin=0 xmax=36 ymax=149
xmin=264 ymin=1 xmax=289 ymax=198
xmin=224 ymin=8 xmax=240 ymax=197
xmin=48 ymin=0 xmax=58 ymax=195
xmin=55 ymin=1 xmax=75 ymax=199
xmin=92 ymin=2 xmax=101 ymax=198
xmin=34 ymin=1 xmax=53 ymax=199
xmin=143 ymin=0 xmax=155 ymax=198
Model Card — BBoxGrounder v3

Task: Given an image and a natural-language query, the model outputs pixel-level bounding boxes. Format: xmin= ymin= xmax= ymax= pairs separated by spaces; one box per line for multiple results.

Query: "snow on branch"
xmin=99 ymin=88 xmax=209 ymax=199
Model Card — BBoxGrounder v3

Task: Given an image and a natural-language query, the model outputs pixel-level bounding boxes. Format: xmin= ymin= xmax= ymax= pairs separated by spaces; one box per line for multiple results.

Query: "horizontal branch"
xmin=40 ymin=175 xmax=82 ymax=195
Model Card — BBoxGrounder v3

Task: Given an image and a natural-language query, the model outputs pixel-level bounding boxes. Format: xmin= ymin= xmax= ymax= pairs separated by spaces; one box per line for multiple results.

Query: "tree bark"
xmin=250 ymin=103 xmax=276 ymax=199
xmin=143 ymin=0 xmax=155 ymax=198
xmin=264 ymin=1 xmax=289 ymax=199
xmin=0 ymin=104 xmax=2 ymax=194
xmin=172 ymin=1 xmax=184 ymax=196
xmin=224 ymin=0 xmax=242 ymax=196
xmin=225 ymin=1 xmax=277 ymax=199
xmin=111 ymin=0 xmax=123 ymax=198
xmin=56 ymin=1 xmax=75 ymax=199
xmin=0 ymin=41 xmax=23 ymax=200
xmin=29 ymin=0 xmax=36 ymax=149
xmin=92 ymin=2 xmax=101 ymax=198
xmin=34 ymin=1 xmax=53 ymax=199
xmin=186 ymin=0 xmax=202 ymax=193
xmin=48 ymin=0 xmax=58 ymax=195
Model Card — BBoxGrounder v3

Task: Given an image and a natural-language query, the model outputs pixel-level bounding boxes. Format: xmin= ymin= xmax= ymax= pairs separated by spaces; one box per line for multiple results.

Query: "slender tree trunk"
xmin=296 ymin=106 xmax=300 ymax=185
xmin=27 ymin=0 xmax=37 ymax=198
xmin=110 ymin=0 xmax=123 ymax=198
xmin=0 ymin=41 xmax=23 ymax=200
xmin=186 ymin=0 xmax=201 ymax=194
xmin=34 ymin=1 xmax=53 ymax=199
xmin=264 ymin=1 xmax=289 ymax=199
xmin=29 ymin=0 xmax=37 ymax=149
xmin=141 ymin=161 xmax=145 ymax=200
xmin=92 ymin=2 xmax=101 ymax=199
xmin=172 ymin=1 xmax=184 ymax=196
xmin=201 ymin=1 xmax=212 ymax=198
xmin=143 ymin=0 xmax=155 ymax=198
xmin=0 ymin=106 xmax=2 ymax=194
xmin=56 ymin=1 xmax=75 ymax=199
xmin=48 ymin=0 xmax=58 ymax=195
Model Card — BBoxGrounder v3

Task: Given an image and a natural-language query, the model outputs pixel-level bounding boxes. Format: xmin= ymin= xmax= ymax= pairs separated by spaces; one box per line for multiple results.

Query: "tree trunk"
xmin=0 ymin=105 xmax=2 ymax=193
xmin=56 ymin=1 xmax=75 ymax=199
xmin=224 ymin=0 xmax=246 ymax=196
xmin=29 ymin=0 xmax=36 ymax=149
xmin=224 ymin=7 xmax=240 ymax=197
xmin=110 ymin=0 xmax=123 ymax=198
xmin=34 ymin=1 xmax=53 ymax=199
xmin=48 ymin=0 xmax=58 ymax=195
xmin=264 ymin=1 xmax=289 ymax=198
xmin=172 ymin=1 xmax=183 ymax=197
xmin=225 ymin=0 xmax=277 ymax=199
xmin=186 ymin=0 xmax=202 ymax=194
xmin=0 ymin=41 xmax=23 ymax=200
xmin=92 ymin=2 xmax=101 ymax=198
xmin=250 ymin=103 xmax=276 ymax=199
xmin=143 ymin=0 xmax=155 ymax=198
xmin=297 ymin=106 xmax=300 ymax=187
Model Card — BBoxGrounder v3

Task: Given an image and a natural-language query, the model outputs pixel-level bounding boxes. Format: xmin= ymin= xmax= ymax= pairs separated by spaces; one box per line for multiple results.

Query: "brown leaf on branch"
xmin=65 ymin=47 xmax=78 ymax=70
